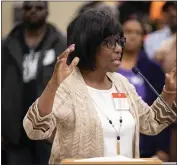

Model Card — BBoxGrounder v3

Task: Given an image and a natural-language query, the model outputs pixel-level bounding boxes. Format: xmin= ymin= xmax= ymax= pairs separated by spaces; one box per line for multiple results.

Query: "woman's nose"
xmin=114 ymin=42 xmax=122 ymax=54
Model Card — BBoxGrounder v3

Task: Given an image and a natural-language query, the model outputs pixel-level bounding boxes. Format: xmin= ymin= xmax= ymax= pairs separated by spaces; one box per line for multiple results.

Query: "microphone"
xmin=132 ymin=67 xmax=172 ymax=111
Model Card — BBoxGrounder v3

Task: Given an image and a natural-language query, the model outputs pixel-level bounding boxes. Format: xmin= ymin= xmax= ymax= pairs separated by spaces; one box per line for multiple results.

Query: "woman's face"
xmin=123 ymin=20 xmax=143 ymax=53
xmin=95 ymin=35 xmax=125 ymax=72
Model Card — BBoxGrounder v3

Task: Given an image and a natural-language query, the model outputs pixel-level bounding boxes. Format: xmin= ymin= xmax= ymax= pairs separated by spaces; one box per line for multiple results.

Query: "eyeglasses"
xmin=23 ymin=5 xmax=45 ymax=11
xmin=103 ymin=37 xmax=126 ymax=50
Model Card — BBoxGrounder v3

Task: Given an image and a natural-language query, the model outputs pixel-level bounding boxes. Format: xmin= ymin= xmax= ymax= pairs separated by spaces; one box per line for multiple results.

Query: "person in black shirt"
xmin=2 ymin=1 xmax=66 ymax=165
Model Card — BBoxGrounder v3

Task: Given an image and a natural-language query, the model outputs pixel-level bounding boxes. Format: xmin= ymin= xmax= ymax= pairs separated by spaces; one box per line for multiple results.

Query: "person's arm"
xmin=121 ymin=62 xmax=176 ymax=135
xmin=128 ymin=80 xmax=176 ymax=135
xmin=23 ymin=45 xmax=79 ymax=140
xmin=23 ymin=79 xmax=59 ymax=140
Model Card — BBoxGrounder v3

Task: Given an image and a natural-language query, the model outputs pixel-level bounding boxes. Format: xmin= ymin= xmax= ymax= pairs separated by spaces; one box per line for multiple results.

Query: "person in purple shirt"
xmin=118 ymin=16 xmax=172 ymax=162
xmin=118 ymin=68 xmax=146 ymax=100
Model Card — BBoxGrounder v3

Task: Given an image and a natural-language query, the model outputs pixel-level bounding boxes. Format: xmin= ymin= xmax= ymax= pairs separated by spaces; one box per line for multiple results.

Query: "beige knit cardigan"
xmin=23 ymin=67 xmax=177 ymax=164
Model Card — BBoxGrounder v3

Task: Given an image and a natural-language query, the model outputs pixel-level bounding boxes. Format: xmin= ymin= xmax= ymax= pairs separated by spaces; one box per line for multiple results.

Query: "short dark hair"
xmin=122 ymin=15 xmax=146 ymax=35
xmin=67 ymin=9 xmax=123 ymax=71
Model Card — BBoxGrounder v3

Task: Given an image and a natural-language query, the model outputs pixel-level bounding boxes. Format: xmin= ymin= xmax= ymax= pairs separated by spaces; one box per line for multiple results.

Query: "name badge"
xmin=112 ymin=93 xmax=129 ymax=110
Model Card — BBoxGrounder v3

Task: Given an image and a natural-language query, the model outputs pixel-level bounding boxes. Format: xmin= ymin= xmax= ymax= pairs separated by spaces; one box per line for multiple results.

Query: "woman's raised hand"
xmin=51 ymin=44 xmax=79 ymax=85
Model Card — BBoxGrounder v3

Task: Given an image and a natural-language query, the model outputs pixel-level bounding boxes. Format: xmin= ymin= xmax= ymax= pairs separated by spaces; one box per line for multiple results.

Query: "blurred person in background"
xmin=118 ymin=1 xmax=152 ymax=34
xmin=149 ymin=2 xmax=166 ymax=31
xmin=153 ymin=34 xmax=176 ymax=74
xmin=119 ymin=16 xmax=165 ymax=105
xmin=118 ymin=1 xmax=151 ymax=24
xmin=2 ymin=1 xmax=66 ymax=165
xmin=144 ymin=2 xmax=177 ymax=60
xmin=78 ymin=1 xmax=119 ymax=20
xmin=118 ymin=17 xmax=172 ymax=162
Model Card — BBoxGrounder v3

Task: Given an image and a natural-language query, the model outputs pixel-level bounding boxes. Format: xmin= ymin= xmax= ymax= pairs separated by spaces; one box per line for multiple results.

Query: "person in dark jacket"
xmin=2 ymin=1 xmax=66 ymax=165
xmin=118 ymin=17 xmax=171 ymax=162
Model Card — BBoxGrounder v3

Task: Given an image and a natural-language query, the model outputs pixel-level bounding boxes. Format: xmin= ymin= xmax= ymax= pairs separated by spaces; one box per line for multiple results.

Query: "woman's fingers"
xmin=166 ymin=68 xmax=176 ymax=84
xmin=58 ymin=49 xmax=70 ymax=60
xmin=165 ymin=73 xmax=170 ymax=81
xmin=58 ymin=44 xmax=75 ymax=60
xmin=169 ymin=65 xmax=176 ymax=80
xmin=69 ymin=57 xmax=80 ymax=69
xmin=171 ymin=69 xmax=176 ymax=81
xmin=171 ymin=66 xmax=176 ymax=73
xmin=54 ymin=44 xmax=78 ymax=73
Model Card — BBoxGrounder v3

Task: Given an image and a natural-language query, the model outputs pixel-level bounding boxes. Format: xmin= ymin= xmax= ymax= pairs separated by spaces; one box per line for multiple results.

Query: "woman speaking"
xmin=23 ymin=9 xmax=176 ymax=164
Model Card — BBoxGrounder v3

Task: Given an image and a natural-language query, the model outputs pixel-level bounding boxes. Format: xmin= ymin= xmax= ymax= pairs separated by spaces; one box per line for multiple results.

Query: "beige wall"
xmin=2 ymin=1 xmax=86 ymax=37
xmin=2 ymin=2 xmax=14 ymax=37
xmin=48 ymin=2 xmax=85 ymax=35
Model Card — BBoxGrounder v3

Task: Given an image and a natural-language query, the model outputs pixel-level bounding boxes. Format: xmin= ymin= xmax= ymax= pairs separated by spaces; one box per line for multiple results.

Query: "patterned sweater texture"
xmin=23 ymin=67 xmax=177 ymax=164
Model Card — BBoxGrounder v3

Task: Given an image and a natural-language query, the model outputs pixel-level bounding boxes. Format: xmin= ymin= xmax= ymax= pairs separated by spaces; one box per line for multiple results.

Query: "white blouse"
xmin=87 ymin=84 xmax=136 ymax=158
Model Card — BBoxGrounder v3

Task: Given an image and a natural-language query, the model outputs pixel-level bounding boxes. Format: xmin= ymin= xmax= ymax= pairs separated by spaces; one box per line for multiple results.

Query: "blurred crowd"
xmin=1 ymin=1 xmax=177 ymax=165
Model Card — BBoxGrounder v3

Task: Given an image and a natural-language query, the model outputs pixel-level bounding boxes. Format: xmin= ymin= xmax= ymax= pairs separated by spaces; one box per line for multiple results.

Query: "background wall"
xmin=2 ymin=1 xmax=86 ymax=37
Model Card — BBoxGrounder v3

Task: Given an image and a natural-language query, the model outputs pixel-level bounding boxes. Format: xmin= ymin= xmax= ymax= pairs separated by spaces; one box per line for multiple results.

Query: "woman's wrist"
xmin=161 ymin=89 xmax=176 ymax=106
xmin=49 ymin=79 xmax=60 ymax=89
xmin=163 ymin=85 xmax=176 ymax=94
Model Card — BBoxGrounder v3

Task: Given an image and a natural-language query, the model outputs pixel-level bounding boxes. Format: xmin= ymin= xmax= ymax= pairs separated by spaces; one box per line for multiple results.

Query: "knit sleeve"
xmin=23 ymin=98 xmax=56 ymax=140
xmin=129 ymin=83 xmax=177 ymax=135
